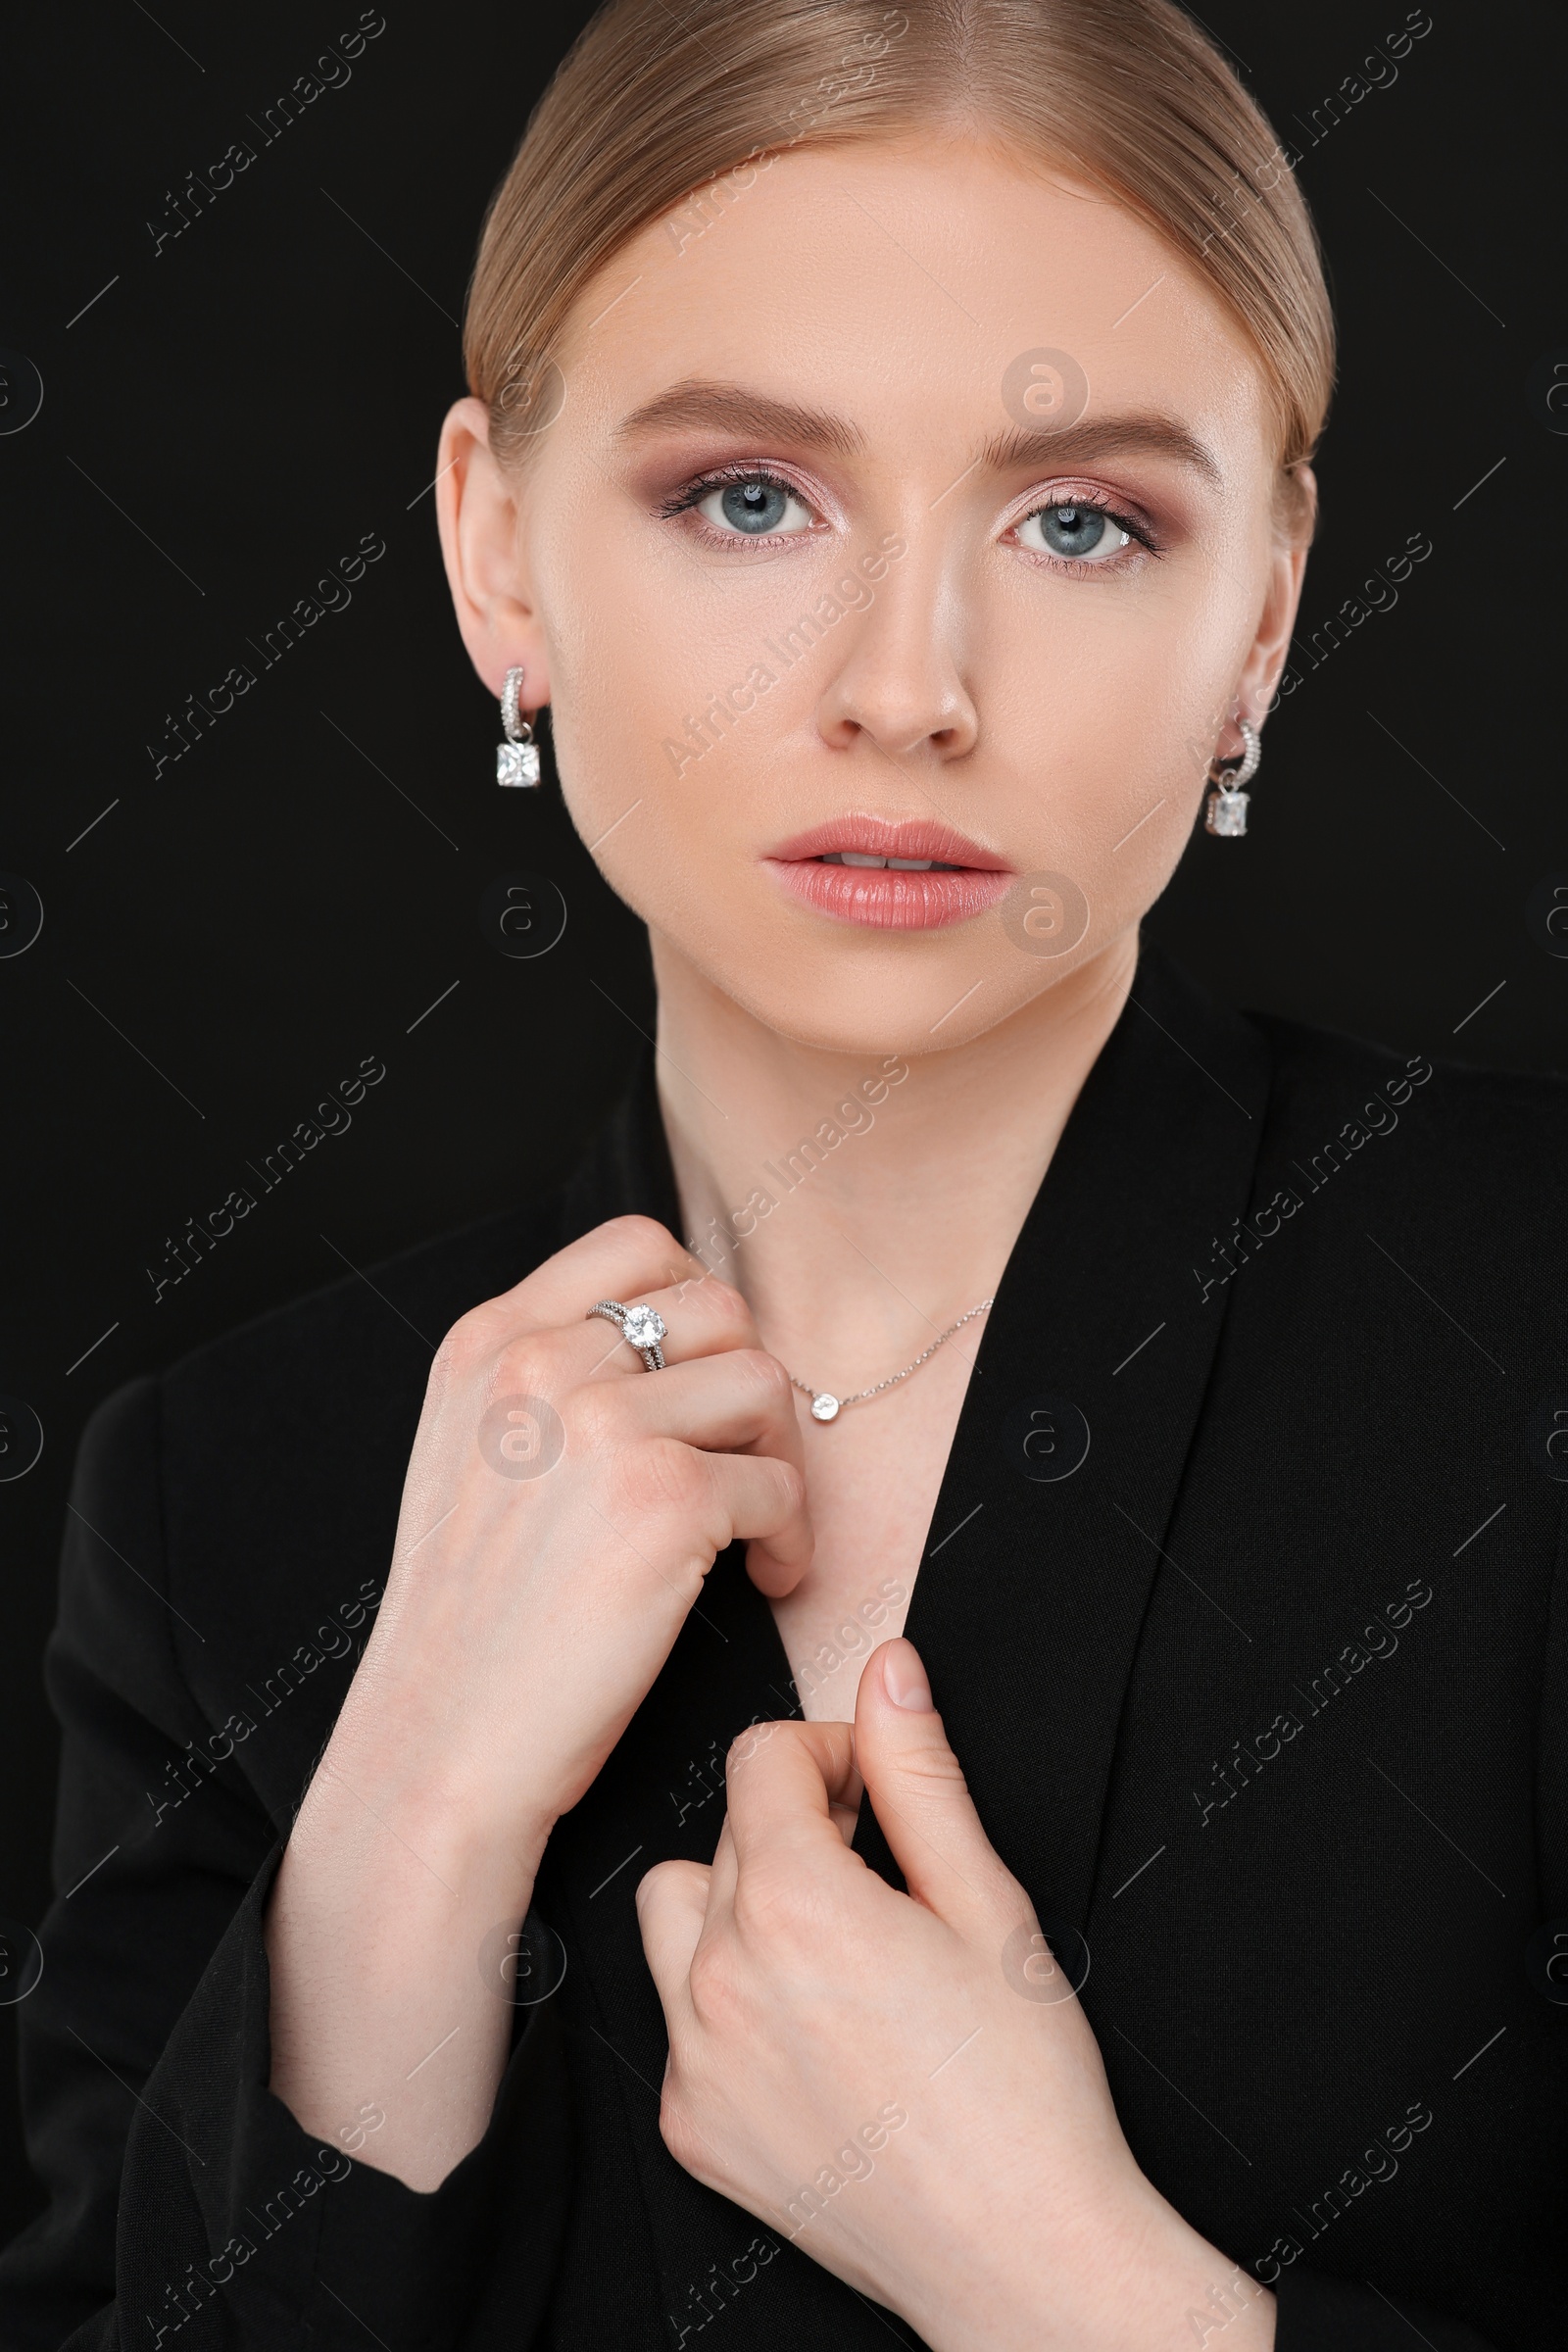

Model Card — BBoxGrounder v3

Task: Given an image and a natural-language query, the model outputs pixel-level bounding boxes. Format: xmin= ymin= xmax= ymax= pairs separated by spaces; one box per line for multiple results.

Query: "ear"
xmin=433 ymin=395 xmax=553 ymax=712
xmin=1236 ymin=460 xmax=1316 ymax=725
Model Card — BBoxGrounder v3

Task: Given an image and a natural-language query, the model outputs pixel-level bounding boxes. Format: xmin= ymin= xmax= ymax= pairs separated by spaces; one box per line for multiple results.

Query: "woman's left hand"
xmin=636 ymin=1639 xmax=1276 ymax=2352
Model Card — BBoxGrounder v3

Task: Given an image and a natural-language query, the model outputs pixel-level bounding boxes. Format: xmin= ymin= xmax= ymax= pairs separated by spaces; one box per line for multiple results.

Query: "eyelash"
xmin=1010 ymin=493 xmax=1161 ymax=580
xmin=658 ymin=466 xmax=1162 ymax=574
xmin=657 ymin=464 xmax=824 ymax=549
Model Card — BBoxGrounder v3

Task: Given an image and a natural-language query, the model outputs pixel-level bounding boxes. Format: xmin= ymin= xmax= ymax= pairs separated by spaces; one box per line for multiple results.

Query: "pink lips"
xmin=764 ymin=816 xmax=1013 ymax=931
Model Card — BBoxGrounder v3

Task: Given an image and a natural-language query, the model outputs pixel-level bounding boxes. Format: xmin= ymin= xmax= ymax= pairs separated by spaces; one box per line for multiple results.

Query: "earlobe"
xmin=433 ymin=394 xmax=553 ymax=708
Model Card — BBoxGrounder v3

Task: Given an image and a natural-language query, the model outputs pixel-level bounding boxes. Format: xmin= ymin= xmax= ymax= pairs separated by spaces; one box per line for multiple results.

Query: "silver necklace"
xmin=788 ymin=1299 xmax=995 ymax=1423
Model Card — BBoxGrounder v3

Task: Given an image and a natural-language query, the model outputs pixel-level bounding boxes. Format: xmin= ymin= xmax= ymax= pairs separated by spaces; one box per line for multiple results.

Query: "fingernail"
xmin=883 ymin=1639 xmax=933 ymax=1712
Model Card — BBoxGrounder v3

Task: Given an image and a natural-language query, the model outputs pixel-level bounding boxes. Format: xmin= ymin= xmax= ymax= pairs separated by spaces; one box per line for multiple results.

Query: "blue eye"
xmin=694 ymin=474 xmax=814 ymax=537
xmin=1015 ymin=502 xmax=1132 ymax=563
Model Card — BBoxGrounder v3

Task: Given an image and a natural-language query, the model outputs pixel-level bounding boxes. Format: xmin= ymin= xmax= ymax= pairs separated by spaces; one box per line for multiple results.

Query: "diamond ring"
xmin=586 ymin=1298 xmax=667 ymax=1371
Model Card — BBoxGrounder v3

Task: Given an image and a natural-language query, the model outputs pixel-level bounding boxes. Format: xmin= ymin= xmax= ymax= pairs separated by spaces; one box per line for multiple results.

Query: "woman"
xmin=1 ymin=1 xmax=1560 ymax=2345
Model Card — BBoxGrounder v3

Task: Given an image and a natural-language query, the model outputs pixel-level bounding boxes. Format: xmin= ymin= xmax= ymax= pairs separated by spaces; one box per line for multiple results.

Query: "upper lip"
xmin=766 ymin=815 xmax=1010 ymax=869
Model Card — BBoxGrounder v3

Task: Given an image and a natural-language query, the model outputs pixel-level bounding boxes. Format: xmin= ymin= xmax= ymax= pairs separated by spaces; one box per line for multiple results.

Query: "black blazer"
xmin=2 ymin=944 xmax=1564 ymax=2351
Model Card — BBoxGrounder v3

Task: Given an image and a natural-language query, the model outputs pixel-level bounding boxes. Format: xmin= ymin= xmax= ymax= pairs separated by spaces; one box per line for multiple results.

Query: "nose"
xmin=812 ymin=540 xmax=978 ymax=765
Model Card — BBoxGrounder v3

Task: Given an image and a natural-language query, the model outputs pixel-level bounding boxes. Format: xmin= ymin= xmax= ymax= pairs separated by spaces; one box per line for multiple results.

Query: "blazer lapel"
xmin=853 ymin=942 xmax=1273 ymax=1939
xmin=559 ymin=949 xmax=1275 ymax=1945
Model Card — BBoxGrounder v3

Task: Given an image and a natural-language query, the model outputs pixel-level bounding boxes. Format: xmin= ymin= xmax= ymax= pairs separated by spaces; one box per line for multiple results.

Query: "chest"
xmin=765 ymin=1347 xmax=976 ymax=1721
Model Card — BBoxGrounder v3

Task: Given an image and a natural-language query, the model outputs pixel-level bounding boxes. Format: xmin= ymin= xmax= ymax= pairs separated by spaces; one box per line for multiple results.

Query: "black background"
xmin=1 ymin=0 xmax=1563 ymax=2241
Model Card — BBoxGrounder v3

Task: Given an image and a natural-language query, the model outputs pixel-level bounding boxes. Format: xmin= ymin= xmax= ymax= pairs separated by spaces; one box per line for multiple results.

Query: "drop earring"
xmin=1204 ymin=716 xmax=1261 ymax=837
xmin=496 ymin=665 xmax=541 ymax=788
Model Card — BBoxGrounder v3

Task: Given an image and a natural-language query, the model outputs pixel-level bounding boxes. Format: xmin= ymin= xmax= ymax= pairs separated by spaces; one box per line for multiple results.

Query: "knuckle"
xmin=567 ymin=1379 xmax=626 ymax=1454
xmin=601 ymin=1212 xmax=678 ymax=1257
xmin=733 ymin=1348 xmax=794 ymax=1410
xmin=431 ymin=1307 xmax=491 ymax=1382
xmin=612 ymin=1437 xmax=709 ymax=1518
xmin=693 ymin=1275 xmax=748 ymax=1327
xmin=686 ymin=1938 xmax=745 ymax=2034
xmin=732 ymin=1861 xmax=809 ymax=1948
xmin=491 ymin=1333 xmax=558 ymax=1398
xmin=658 ymin=2082 xmax=710 ymax=2180
xmin=763 ymin=1456 xmax=806 ymax=1519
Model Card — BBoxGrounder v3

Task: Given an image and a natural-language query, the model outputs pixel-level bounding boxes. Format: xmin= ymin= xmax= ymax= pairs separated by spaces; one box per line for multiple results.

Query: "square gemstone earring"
xmin=1203 ymin=716 xmax=1261 ymax=836
xmin=497 ymin=665 xmax=541 ymax=787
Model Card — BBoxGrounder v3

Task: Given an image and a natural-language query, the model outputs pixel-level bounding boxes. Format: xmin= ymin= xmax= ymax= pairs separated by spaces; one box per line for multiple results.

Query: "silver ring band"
xmin=586 ymin=1298 xmax=666 ymax=1371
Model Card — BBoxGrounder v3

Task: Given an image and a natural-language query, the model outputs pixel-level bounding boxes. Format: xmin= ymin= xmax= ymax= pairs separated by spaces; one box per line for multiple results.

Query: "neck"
xmin=650 ymin=928 xmax=1140 ymax=1396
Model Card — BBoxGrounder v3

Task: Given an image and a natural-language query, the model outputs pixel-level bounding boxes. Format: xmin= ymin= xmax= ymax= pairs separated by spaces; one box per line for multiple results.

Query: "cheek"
xmin=540 ymin=533 xmax=833 ymax=934
xmin=978 ymin=564 xmax=1250 ymax=914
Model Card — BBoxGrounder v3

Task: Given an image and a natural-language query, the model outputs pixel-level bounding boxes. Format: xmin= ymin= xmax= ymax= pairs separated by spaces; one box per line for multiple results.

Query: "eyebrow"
xmin=614 ymin=380 xmax=867 ymax=459
xmin=614 ymin=379 xmax=1222 ymax=490
xmin=978 ymin=414 xmax=1224 ymax=490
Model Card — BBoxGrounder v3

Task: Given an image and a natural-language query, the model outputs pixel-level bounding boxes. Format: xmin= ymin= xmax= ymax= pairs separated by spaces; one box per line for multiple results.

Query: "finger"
xmin=475 ymin=1263 xmax=761 ymax=1394
xmin=720 ymin=1718 xmax=859 ymax=1877
xmin=700 ymin=1450 xmax=813 ymax=1595
xmin=476 ymin=1215 xmax=711 ymax=1339
xmin=582 ymin=1444 xmax=810 ymax=1597
xmin=853 ymin=1641 xmax=1020 ymax=1937
xmin=701 ymin=1731 xmax=860 ymax=1936
xmin=705 ymin=1808 xmax=740 ymax=1917
xmin=576 ymin=1265 xmax=760 ymax=1373
xmin=598 ymin=1348 xmax=805 ymax=1482
xmin=635 ymin=1858 xmax=710 ymax=2035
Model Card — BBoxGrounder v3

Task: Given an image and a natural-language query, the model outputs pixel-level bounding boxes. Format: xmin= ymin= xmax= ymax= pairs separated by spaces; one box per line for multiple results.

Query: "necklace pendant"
xmin=809 ymin=1392 xmax=841 ymax=1423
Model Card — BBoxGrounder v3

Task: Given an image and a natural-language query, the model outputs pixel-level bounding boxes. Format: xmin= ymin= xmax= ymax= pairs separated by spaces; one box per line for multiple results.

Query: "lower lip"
xmin=764 ymin=858 xmax=1012 ymax=931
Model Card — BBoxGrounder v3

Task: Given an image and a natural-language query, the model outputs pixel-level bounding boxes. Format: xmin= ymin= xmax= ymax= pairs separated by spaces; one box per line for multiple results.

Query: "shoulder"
xmin=1249 ymin=1001 xmax=1568 ymax=1193
xmin=1235 ymin=1003 xmax=1565 ymax=1362
xmin=66 ymin=1190 xmax=572 ymax=1817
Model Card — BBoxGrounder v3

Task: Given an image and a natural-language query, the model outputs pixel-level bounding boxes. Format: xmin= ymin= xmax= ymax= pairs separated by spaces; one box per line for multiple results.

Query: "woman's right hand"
xmin=335 ymin=1211 xmax=813 ymax=1857
xmin=266 ymin=1214 xmax=811 ymax=2188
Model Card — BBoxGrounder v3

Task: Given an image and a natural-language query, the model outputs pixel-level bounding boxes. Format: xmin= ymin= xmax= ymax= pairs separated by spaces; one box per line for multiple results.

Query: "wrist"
xmin=316 ymin=1690 xmax=558 ymax=1896
xmin=1101 ymin=2187 xmax=1276 ymax=2352
xmin=897 ymin=2167 xmax=1274 ymax=2352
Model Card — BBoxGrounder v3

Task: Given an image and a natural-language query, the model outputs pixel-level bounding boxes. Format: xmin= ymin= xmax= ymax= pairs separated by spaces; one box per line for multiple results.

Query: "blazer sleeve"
xmin=0 ymin=1376 xmax=572 ymax=2351
xmin=1272 ymin=2265 xmax=1499 ymax=2347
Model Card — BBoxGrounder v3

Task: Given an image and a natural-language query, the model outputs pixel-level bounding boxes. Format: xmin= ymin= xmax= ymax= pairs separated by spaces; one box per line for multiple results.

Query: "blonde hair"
xmin=464 ymin=0 xmax=1334 ymax=539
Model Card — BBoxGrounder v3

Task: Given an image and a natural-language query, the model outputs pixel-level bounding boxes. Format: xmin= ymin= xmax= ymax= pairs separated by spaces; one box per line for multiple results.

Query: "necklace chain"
xmin=788 ymin=1298 xmax=995 ymax=1422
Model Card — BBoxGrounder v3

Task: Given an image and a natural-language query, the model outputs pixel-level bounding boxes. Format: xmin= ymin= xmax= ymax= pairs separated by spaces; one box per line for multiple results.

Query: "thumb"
xmin=854 ymin=1640 xmax=1019 ymax=1937
xmin=635 ymin=1858 xmax=710 ymax=2038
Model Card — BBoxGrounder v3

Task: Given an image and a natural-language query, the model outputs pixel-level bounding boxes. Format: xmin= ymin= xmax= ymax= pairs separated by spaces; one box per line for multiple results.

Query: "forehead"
xmin=557 ymin=135 xmax=1271 ymax=470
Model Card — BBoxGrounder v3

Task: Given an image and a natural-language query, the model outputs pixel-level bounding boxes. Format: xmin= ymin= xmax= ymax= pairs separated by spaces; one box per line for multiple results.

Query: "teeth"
xmin=819 ymin=853 xmax=960 ymax=871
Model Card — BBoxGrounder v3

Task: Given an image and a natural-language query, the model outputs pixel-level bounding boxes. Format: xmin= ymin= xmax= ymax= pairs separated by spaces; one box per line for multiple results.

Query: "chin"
xmin=671 ymin=911 xmax=1085 ymax=1059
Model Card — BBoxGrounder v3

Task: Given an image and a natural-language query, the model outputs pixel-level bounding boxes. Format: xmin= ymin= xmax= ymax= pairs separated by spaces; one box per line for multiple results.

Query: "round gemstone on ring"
xmin=621 ymin=1303 xmax=666 ymax=1352
xmin=809 ymin=1393 xmax=841 ymax=1422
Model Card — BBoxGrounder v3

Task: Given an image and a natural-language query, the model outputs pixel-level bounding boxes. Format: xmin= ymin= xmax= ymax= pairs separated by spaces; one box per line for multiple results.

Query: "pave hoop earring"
xmin=1203 ymin=716 xmax=1261 ymax=837
xmin=497 ymin=666 xmax=541 ymax=788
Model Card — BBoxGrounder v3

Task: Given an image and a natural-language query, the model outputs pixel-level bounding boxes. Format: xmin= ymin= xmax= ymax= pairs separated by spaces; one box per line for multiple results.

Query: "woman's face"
xmin=442 ymin=135 xmax=1309 ymax=1055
